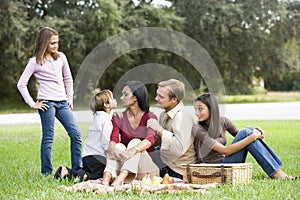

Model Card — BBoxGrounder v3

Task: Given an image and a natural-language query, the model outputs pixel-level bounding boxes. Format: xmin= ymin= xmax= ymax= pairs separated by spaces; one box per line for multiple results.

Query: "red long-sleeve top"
xmin=110 ymin=111 xmax=157 ymax=152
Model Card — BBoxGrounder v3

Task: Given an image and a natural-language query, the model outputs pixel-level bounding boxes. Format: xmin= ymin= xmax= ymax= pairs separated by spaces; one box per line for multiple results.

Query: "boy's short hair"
xmin=90 ymin=90 xmax=112 ymax=113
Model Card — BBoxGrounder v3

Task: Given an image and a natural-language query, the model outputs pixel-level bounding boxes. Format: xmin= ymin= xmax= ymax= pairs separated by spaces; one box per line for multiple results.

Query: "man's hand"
xmin=147 ymin=118 xmax=163 ymax=132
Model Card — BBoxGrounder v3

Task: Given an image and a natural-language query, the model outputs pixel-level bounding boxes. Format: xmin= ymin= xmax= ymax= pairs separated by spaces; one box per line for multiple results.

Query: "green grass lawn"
xmin=224 ymin=91 xmax=300 ymax=103
xmin=0 ymin=121 xmax=299 ymax=199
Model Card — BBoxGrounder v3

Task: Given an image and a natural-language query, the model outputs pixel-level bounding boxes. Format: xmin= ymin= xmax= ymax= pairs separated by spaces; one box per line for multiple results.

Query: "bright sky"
xmin=132 ymin=0 xmax=172 ymax=7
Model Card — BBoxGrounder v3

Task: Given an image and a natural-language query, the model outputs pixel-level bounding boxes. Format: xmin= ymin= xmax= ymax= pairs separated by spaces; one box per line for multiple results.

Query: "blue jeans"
xmin=222 ymin=127 xmax=282 ymax=177
xmin=38 ymin=100 xmax=82 ymax=175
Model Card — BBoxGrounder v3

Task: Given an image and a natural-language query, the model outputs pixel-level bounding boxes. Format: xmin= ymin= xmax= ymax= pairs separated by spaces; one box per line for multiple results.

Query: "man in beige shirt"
xmin=147 ymin=79 xmax=197 ymax=179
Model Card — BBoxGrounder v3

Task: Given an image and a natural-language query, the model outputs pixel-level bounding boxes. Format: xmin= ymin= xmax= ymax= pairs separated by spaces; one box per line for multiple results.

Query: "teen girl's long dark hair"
xmin=195 ymin=93 xmax=221 ymax=138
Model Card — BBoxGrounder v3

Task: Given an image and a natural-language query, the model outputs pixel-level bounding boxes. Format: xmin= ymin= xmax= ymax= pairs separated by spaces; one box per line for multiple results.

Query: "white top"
xmin=82 ymin=111 xmax=113 ymax=157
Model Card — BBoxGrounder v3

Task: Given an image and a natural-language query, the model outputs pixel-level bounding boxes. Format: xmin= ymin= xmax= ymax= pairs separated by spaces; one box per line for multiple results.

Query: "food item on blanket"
xmin=142 ymin=173 xmax=174 ymax=185
xmin=162 ymin=173 xmax=175 ymax=184
xmin=142 ymin=173 xmax=152 ymax=184
xmin=151 ymin=176 xmax=163 ymax=184
xmin=162 ymin=173 xmax=170 ymax=184
xmin=169 ymin=177 xmax=175 ymax=184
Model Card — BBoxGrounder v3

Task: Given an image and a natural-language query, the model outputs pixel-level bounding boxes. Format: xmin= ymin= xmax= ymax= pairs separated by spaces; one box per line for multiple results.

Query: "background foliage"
xmin=0 ymin=0 xmax=299 ymax=107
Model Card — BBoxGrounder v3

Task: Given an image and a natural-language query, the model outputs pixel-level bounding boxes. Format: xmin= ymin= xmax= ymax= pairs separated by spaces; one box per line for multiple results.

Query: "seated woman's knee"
xmin=238 ymin=126 xmax=255 ymax=137
xmin=115 ymin=143 xmax=126 ymax=154
xmin=127 ymin=139 xmax=141 ymax=148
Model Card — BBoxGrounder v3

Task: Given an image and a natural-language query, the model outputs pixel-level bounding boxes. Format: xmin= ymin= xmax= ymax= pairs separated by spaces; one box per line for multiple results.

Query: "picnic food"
xmin=151 ymin=176 xmax=163 ymax=184
xmin=142 ymin=173 xmax=152 ymax=184
xmin=162 ymin=173 xmax=171 ymax=184
xmin=142 ymin=173 xmax=175 ymax=185
xmin=169 ymin=177 xmax=175 ymax=184
xmin=162 ymin=173 xmax=175 ymax=184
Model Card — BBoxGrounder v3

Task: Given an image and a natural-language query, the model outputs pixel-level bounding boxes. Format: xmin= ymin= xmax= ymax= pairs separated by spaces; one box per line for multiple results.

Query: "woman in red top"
xmin=102 ymin=81 xmax=159 ymax=186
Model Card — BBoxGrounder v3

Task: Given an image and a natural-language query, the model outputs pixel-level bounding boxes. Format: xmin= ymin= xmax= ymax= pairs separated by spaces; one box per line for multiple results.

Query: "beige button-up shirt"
xmin=160 ymin=102 xmax=197 ymax=175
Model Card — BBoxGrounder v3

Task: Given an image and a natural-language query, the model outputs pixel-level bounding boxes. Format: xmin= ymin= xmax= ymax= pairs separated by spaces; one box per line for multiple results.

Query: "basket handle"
xmin=186 ymin=164 xmax=192 ymax=183
xmin=186 ymin=165 xmax=226 ymax=184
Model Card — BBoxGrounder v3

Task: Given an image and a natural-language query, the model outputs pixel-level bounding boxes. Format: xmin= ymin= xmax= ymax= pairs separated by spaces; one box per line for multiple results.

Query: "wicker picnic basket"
xmin=182 ymin=163 xmax=252 ymax=185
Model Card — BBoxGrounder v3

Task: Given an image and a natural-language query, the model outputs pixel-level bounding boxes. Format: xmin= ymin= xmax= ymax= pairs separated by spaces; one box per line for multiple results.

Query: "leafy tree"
xmin=1 ymin=0 xmax=300 ymax=111
xmin=173 ymin=0 xmax=300 ymax=94
xmin=264 ymin=0 xmax=300 ymax=91
xmin=106 ymin=0 xmax=186 ymax=96
xmin=0 ymin=0 xmax=32 ymax=104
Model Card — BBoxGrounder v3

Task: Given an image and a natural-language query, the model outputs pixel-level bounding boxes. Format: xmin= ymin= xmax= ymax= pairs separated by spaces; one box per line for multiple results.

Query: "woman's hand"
xmin=255 ymin=127 xmax=265 ymax=138
xmin=108 ymin=142 xmax=121 ymax=160
xmin=33 ymin=100 xmax=49 ymax=111
xmin=67 ymin=101 xmax=73 ymax=110
xmin=253 ymin=128 xmax=265 ymax=140
xmin=119 ymin=148 xmax=136 ymax=162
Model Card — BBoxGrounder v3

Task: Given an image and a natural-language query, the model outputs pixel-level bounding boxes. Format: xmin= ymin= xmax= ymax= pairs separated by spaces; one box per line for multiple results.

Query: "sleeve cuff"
xmin=28 ymin=101 xmax=36 ymax=108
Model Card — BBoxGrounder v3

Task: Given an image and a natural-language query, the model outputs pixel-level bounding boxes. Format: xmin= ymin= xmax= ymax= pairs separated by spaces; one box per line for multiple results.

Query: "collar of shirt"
xmin=95 ymin=111 xmax=112 ymax=119
xmin=166 ymin=101 xmax=183 ymax=119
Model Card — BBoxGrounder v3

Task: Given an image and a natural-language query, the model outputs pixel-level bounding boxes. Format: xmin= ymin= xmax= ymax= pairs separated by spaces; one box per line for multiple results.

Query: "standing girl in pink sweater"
xmin=17 ymin=27 xmax=82 ymax=176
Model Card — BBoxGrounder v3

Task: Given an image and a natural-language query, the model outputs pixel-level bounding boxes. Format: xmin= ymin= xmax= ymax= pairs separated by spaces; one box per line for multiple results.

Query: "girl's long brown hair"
xmin=195 ymin=93 xmax=221 ymax=138
xmin=34 ymin=27 xmax=59 ymax=65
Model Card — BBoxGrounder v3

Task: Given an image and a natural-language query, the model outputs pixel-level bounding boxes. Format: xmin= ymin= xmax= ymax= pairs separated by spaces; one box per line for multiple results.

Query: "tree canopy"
xmin=0 ymin=0 xmax=299 ymax=107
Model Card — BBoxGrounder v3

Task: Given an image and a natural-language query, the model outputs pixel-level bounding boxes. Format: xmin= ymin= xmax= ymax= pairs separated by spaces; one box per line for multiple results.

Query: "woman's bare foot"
xmin=111 ymin=170 xmax=129 ymax=186
xmin=102 ymin=172 xmax=112 ymax=186
xmin=272 ymin=170 xmax=293 ymax=179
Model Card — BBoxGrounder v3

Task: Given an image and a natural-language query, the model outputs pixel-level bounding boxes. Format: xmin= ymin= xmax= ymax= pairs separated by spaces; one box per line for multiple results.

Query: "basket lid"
xmin=181 ymin=163 xmax=252 ymax=167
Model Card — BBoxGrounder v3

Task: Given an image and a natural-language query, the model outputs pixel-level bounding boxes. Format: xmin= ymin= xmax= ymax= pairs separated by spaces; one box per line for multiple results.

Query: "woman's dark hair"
xmin=125 ymin=80 xmax=149 ymax=112
xmin=195 ymin=93 xmax=220 ymax=138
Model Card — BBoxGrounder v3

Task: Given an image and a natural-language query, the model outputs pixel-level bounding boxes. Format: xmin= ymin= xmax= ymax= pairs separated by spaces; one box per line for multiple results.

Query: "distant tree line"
xmin=0 ymin=0 xmax=299 ymax=106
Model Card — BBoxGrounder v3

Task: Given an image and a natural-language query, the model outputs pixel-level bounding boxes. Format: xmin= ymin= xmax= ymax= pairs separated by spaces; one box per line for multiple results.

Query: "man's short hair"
xmin=158 ymin=79 xmax=185 ymax=102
